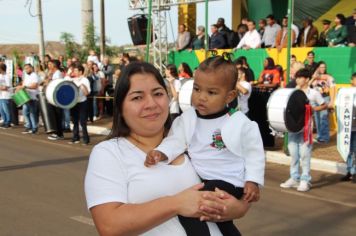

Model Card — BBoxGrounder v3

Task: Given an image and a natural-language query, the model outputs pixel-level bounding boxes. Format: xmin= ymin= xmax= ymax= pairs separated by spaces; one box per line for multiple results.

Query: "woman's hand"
xmin=199 ymin=188 xmax=250 ymax=222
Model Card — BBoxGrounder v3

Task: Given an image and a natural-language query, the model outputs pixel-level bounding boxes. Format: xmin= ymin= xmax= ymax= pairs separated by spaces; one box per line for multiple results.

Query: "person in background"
xmin=216 ymin=17 xmax=231 ymax=47
xmin=299 ymin=17 xmax=319 ymax=47
xmin=178 ymin=63 xmax=193 ymax=81
xmin=87 ymin=49 xmax=100 ymax=65
xmin=112 ymin=68 xmax=121 ymax=89
xmin=309 ymin=61 xmax=336 ymax=143
xmin=346 ymin=9 xmax=356 ymax=47
xmin=236 ymin=67 xmax=252 ymax=116
xmin=275 ymin=16 xmax=296 ymax=52
xmin=340 ymin=73 xmax=356 ymax=183
xmin=262 ymin=14 xmax=281 ymax=48
xmin=47 ymin=59 xmax=65 ymax=140
xmin=0 ymin=63 xmax=12 ymax=129
xmin=326 ymin=14 xmax=348 ymax=47
xmin=102 ymin=57 xmax=114 ymax=116
xmin=258 ymin=19 xmax=267 ymax=42
xmin=304 ymin=51 xmax=318 ymax=74
xmin=280 ymin=68 xmax=327 ymax=192
xmin=235 ymin=56 xmax=255 ymax=83
xmin=209 ymin=24 xmax=226 ymax=49
xmin=177 ymin=24 xmax=191 ymax=51
xmin=257 ymin=57 xmax=280 ymax=90
xmin=190 ymin=25 xmax=206 ymax=50
xmin=165 ymin=64 xmax=181 ymax=120
xmin=236 ymin=23 xmax=248 ymax=45
xmin=43 ymin=54 xmax=52 ymax=72
xmin=235 ymin=20 xmax=261 ymax=50
xmin=19 ymin=64 xmax=40 ymax=134
xmin=286 ymin=61 xmax=305 ymax=88
xmin=318 ymin=19 xmax=332 ymax=47
xmin=92 ymin=63 xmax=105 ymax=121
xmin=68 ymin=64 xmax=91 ymax=145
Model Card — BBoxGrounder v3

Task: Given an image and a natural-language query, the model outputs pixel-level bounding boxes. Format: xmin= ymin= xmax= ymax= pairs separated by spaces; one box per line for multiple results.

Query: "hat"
xmin=322 ymin=19 xmax=331 ymax=25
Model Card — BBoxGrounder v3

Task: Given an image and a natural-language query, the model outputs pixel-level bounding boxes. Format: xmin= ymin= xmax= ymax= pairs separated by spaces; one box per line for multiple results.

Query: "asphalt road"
xmin=0 ymin=127 xmax=355 ymax=236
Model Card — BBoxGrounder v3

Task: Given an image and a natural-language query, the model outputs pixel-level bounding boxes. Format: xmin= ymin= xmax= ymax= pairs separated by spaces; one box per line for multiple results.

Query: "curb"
xmin=86 ymin=125 xmax=347 ymax=175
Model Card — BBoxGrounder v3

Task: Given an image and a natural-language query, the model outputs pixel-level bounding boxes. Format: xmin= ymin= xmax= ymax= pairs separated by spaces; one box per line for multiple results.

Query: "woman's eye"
xmin=154 ymin=92 xmax=164 ymax=96
xmin=132 ymin=96 xmax=142 ymax=101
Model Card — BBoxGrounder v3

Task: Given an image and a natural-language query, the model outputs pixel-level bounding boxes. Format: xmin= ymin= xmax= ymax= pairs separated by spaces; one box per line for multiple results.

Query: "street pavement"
xmin=0 ymin=127 xmax=355 ymax=236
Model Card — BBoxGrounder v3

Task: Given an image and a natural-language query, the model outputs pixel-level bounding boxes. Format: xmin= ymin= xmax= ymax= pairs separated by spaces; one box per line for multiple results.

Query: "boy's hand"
xmin=144 ymin=150 xmax=167 ymax=167
xmin=243 ymin=181 xmax=260 ymax=202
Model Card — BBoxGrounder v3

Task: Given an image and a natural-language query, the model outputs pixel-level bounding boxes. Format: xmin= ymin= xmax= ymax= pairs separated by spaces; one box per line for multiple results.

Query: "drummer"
xmin=280 ymin=68 xmax=327 ymax=192
xmin=19 ymin=64 xmax=40 ymax=134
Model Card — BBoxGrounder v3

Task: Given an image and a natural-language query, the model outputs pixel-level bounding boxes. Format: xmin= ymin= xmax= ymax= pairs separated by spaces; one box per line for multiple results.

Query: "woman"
xmin=178 ymin=63 xmax=193 ymax=80
xmin=285 ymin=61 xmax=305 ymax=88
xmin=85 ymin=62 xmax=249 ymax=236
xmin=326 ymin=14 xmax=348 ymax=47
xmin=165 ymin=64 xmax=181 ymax=120
xmin=309 ymin=61 xmax=336 ymax=143
xmin=257 ymin=57 xmax=280 ymax=90
xmin=236 ymin=67 xmax=252 ymax=116
xmin=190 ymin=26 xmax=205 ymax=50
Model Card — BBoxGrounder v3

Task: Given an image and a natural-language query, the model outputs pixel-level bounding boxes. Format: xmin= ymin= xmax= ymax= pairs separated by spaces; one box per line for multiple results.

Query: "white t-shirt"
xmin=0 ymin=73 xmax=12 ymax=99
xmin=23 ymin=72 xmax=39 ymax=100
xmin=72 ymin=76 xmax=91 ymax=103
xmin=85 ymin=138 xmax=222 ymax=236
xmin=237 ymin=81 xmax=252 ymax=114
xmin=305 ymin=88 xmax=325 ymax=107
xmin=169 ymin=79 xmax=182 ymax=114
xmin=52 ymin=70 xmax=63 ymax=80
xmin=188 ymin=115 xmax=245 ymax=187
xmin=236 ymin=29 xmax=261 ymax=49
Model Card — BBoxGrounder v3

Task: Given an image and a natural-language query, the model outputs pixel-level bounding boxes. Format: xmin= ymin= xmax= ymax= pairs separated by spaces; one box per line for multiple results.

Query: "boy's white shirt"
xmin=156 ymin=107 xmax=265 ymax=186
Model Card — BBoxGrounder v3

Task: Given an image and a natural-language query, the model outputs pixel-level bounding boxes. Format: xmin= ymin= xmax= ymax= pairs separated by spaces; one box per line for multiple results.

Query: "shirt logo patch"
xmin=210 ymin=129 xmax=226 ymax=150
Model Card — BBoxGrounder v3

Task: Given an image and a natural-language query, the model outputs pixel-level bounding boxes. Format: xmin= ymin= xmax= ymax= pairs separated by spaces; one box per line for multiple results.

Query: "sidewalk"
xmin=86 ymin=117 xmax=347 ymax=175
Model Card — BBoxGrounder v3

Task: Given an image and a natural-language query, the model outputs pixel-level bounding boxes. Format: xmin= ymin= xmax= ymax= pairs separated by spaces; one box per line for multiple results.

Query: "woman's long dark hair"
xmin=180 ymin=62 xmax=193 ymax=77
xmin=106 ymin=61 xmax=171 ymax=139
xmin=264 ymin=57 xmax=276 ymax=70
xmin=316 ymin=61 xmax=328 ymax=74
xmin=166 ymin=64 xmax=179 ymax=78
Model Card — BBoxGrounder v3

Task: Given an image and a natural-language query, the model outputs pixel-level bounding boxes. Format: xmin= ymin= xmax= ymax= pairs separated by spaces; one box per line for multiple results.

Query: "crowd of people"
xmin=176 ymin=10 xmax=356 ymax=50
xmin=0 ymin=50 xmax=124 ymax=145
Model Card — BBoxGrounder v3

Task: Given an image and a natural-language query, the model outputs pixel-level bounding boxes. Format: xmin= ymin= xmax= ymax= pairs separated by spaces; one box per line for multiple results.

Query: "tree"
xmin=60 ymin=32 xmax=78 ymax=59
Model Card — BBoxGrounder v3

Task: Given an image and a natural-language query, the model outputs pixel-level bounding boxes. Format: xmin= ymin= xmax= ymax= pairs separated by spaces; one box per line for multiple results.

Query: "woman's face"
xmin=122 ymin=73 xmax=170 ymax=137
xmin=165 ymin=69 xmax=171 ymax=77
xmin=263 ymin=59 xmax=268 ymax=68
xmin=334 ymin=16 xmax=340 ymax=25
xmin=318 ymin=64 xmax=327 ymax=74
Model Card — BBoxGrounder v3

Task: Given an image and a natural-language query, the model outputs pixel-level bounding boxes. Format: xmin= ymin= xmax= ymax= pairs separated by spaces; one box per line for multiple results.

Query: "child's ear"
xmin=226 ymin=89 xmax=238 ymax=104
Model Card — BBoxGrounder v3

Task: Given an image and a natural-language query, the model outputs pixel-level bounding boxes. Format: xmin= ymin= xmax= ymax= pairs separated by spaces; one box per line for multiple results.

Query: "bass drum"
xmin=45 ymin=79 xmax=78 ymax=109
xmin=267 ymin=88 xmax=309 ymax=133
xmin=179 ymin=80 xmax=194 ymax=112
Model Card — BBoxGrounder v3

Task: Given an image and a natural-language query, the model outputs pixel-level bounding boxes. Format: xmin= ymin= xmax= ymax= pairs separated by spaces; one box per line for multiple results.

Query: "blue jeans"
xmin=22 ymin=100 xmax=39 ymax=131
xmin=288 ymin=131 xmax=312 ymax=182
xmin=347 ymin=132 xmax=356 ymax=174
xmin=0 ymin=99 xmax=11 ymax=125
xmin=93 ymin=91 xmax=99 ymax=117
xmin=62 ymin=109 xmax=70 ymax=129
xmin=314 ymin=96 xmax=330 ymax=142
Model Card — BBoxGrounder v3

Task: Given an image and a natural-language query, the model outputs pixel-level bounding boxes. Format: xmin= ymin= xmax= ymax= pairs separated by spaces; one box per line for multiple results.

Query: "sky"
xmin=0 ymin=0 xmax=232 ymax=46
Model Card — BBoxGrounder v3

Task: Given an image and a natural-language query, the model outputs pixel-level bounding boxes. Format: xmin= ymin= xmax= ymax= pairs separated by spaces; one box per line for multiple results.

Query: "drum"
xmin=45 ymin=79 xmax=78 ymax=109
xmin=12 ymin=89 xmax=31 ymax=107
xmin=267 ymin=88 xmax=308 ymax=133
xmin=38 ymin=91 xmax=57 ymax=134
xmin=178 ymin=79 xmax=194 ymax=112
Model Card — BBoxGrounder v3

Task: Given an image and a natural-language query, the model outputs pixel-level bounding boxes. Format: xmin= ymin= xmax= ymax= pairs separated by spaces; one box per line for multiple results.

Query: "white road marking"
xmin=70 ymin=216 xmax=95 ymax=226
xmin=265 ymin=185 xmax=356 ymax=208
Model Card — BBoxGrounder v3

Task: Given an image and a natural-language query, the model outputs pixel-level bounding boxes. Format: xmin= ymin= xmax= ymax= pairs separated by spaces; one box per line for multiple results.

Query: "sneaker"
xmin=21 ymin=128 xmax=32 ymax=134
xmin=31 ymin=129 xmax=39 ymax=135
xmin=68 ymin=140 xmax=80 ymax=144
xmin=63 ymin=128 xmax=71 ymax=133
xmin=297 ymin=180 xmax=311 ymax=192
xmin=81 ymin=142 xmax=89 ymax=146
xmin=340 ymin=172 xmax=351 ymax=181
xmin=0 ymin=124 xmax=10 ymax=129
xmin=280 ymin=178 xmax=300 ymax=188
xmin=352 ymin=174 xmax=356 ymax=184
xmin=48 ymin=134 xmax=64 ymax=140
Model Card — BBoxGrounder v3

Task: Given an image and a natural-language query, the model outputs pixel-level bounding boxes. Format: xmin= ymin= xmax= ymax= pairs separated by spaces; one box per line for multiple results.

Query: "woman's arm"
xmin=90 ymin=183 xmax=225 ymax=236
xmin=236 ymin=82 xmax=248 ymax=95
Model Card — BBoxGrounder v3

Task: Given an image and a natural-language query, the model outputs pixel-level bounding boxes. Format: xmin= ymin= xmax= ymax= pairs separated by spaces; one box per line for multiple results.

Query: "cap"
xmin=322 ymin=19 xmax=331 ymax=25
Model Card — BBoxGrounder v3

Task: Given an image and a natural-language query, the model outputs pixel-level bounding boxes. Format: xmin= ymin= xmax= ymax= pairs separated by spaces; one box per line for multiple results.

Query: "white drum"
xmin=46 ymin=79 xmax=79 ymax=109
xmin=267 ymin=88 xmax=308 ymax=133
xmin=179 ymin=80 xmax=194 ymax=112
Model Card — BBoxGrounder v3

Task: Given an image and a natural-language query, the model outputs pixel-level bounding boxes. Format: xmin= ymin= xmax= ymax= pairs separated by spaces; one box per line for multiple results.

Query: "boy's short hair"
xmin=295 ymin=68 xmax=311 ymax=79
xmin=352 ymin=72 xmax=356 ymax=79
xmin=197 ymin=56 xmax=237 ymax=90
